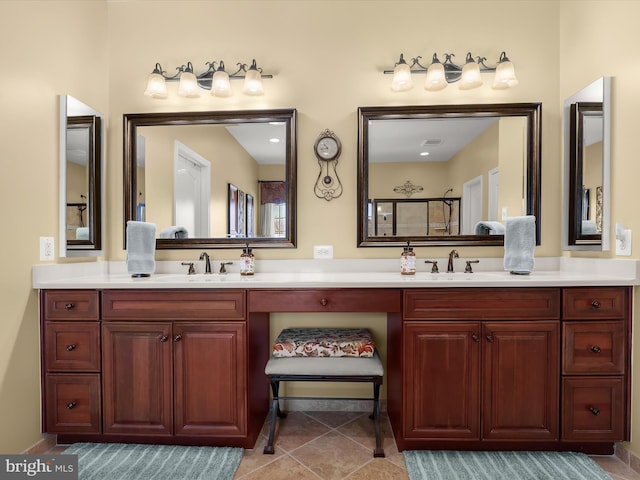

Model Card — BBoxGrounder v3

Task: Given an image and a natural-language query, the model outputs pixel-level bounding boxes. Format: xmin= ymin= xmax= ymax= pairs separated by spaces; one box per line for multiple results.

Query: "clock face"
xmin=316 ymin=136 xmax=340 ymax=160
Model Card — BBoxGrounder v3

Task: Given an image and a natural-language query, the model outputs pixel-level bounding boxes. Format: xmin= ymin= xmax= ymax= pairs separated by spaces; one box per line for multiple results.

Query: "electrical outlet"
xmin=313 ymin=245 xmax=333 ymax=259
xmin=501 ymin=207 xmax=508 ymax=221
xmin=40 ymin=236 xmax=55 ymax=261
xmin=616 ymin=228 xmax=632 ymax=256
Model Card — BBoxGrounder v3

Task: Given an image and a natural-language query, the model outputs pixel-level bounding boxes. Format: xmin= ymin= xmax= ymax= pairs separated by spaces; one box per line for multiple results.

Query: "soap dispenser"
xmin=240 ymin=244 xmax=255 ymax=276
xmin=400 ymin=241 xmax=416 ymax=275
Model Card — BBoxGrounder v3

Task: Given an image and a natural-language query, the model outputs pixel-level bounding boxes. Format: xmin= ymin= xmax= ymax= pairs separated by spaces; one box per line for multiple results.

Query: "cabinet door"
xmin=173 ymin=323 xmax=246 ymax=437
xmin=403 ymin=322 xmax=481 ymax=439
xmin=482 ymin=322 xmax=559 ymax=440
xmin=102 ymin=322 xmax=173 ymax=435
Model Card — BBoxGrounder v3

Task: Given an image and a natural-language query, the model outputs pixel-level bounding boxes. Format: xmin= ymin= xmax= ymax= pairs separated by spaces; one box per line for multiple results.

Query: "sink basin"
xmin=149 ymin=274 xmax=228 ymax=282
xmin=417 ymin=271 xmax=506 ymax=281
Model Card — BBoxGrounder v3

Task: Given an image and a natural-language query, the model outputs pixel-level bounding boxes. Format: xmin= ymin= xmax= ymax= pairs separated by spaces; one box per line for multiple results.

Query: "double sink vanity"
xmin=48 ymin=79 xmax=627 ymax=453
xmin=34 ymin=258 xmax=636 ymax=454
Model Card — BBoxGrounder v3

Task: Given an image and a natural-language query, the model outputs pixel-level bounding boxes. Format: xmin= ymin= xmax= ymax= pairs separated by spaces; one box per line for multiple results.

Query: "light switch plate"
xmin=616 ymin=229 xmax=632 ymax=256
xmin=40 ymin=236 xmax=55 ymax=261
xmin=313 ymin=245 xmax=333 ymax=259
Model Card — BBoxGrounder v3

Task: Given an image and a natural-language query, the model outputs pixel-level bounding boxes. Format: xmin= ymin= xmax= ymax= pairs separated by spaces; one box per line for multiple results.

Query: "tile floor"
xmin=234 ymin=410 xmax=640 ymax=480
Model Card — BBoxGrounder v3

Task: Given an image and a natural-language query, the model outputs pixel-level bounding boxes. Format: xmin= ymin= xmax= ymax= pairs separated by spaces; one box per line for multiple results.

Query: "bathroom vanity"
xmin=35 ymin=265 xmax=633 ymax=454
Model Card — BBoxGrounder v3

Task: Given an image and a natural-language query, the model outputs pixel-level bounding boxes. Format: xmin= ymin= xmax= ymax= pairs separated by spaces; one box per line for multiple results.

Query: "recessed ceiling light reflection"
xmin=420 ymin=151 xmax=430 ymax=156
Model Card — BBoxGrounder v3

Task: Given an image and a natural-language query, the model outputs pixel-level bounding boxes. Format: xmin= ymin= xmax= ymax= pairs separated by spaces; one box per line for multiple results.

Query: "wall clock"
xmin=313 ymin=129 xmax=343 ymax=201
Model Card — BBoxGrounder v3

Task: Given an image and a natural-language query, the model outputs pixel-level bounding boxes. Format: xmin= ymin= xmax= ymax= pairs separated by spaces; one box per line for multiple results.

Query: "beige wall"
xmin=2 ymin=0 xmax=640 ymax=456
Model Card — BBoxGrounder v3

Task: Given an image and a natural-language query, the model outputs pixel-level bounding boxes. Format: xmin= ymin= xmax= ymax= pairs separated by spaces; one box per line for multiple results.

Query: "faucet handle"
xmin=181 ymin=262 xmax=196 ymax=275
xmin=219 ymin=261 xmax=233 ymax=274
xmin=465 ymin=260 xmax=480 ymax=273
xmin=424 ymin=260 xmax=439 ymax=273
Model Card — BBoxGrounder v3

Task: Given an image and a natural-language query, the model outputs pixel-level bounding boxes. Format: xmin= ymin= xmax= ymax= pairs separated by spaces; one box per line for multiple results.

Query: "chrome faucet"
xmin=199 ymin=252 xmax=212 ymax=274
xmin=447 ymin=249 xmax=459 ymax=273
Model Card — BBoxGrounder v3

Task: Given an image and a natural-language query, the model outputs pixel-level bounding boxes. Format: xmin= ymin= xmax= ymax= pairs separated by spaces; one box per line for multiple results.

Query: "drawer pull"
xmin=471 ymin=334 xmax=480 ymax=342
xmin=486 ymin=335 xmax=494 ymax=343
xmin=173 ymin=335 xmax=182 ymax=342
xmin=589 ymin=406 xmax=600 ymax=416
xmin=65 ymin=344 xmax=76 ymax=351
xmin=159 ymin=335 xmax=168 ymax=343
xmin=591 ymin=345 xmax=602 ymax=353
xmin=64 ymin=303 xmax=75 ymax=310
xmin=320 ymin=298 xmax=328 ymax=306
xmin=591 ymin=300 xmax=601 ymax=309
xmin=66 ymin=401 xmax=76 ymax=409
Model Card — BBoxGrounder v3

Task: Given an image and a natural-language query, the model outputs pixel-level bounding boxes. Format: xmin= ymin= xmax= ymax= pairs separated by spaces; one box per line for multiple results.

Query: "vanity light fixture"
xmin=143 ymin=59 xmax=273 ymax=99
xmin=385 ymin=51 xmax=518 ymax=92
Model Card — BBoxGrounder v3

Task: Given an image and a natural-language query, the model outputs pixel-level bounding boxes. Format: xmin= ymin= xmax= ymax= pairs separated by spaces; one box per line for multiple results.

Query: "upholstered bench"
xmin=263 ymin=328 xmax=385 ymax=457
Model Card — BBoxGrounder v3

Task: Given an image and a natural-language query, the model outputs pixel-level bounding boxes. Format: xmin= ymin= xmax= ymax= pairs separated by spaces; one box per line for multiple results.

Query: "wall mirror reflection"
xmin=357 ymin=103 xmax=541 ymax=247
xmin=562 ymin=77 xmax=611 ymax=251
xmin=59 ymin=95 xmax=104 ymax=257
xmin=123 ymin=109 xmax=296 ymax=249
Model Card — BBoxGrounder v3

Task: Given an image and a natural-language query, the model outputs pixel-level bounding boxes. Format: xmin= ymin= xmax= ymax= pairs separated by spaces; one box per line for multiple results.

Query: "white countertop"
xmin=32 ymin=258 xmax=640 ymax=289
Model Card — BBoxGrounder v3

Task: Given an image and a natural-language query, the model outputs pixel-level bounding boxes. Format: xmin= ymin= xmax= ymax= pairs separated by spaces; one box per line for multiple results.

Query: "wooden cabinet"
xmin=102 ymin=321 xmax=246 ymax=437
xmin=391 ymin=286 xmax=631 ymax=452
xmin=561 ymin=287 xmax=630 ymax=442
xmin=403 ymin=319 xmax=559 ymax=443
xmin=41 ymin=290 xmax=101 ymax=434
xmin=40 ymin=288 xmax=268 ymax=448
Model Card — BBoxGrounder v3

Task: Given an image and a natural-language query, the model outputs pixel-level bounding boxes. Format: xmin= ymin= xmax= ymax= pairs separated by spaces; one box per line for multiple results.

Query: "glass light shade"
xmin=211 ymin=70 xmax=232 ymax=97
xmin=424 ymin=62 xmax=447 ymax=91
xmin=459 ymin=61 xmax=483 ymax=90
xmin=391 ymin=62 xmax=413 ymax=91
xmin=177 ymin=71 xmax=200 ymax=98
xmin=243 ymin=69 xmax=264 ymax=96
xmin=144 ymin=72 xmax=168 ymax=98
xmin=492 ymin=60 xmax=519 ymax=89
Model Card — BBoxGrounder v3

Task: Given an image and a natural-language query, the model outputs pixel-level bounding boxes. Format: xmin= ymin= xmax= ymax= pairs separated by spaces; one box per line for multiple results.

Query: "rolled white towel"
xmin=582 ymin=220 xmax=598 ymax=234
xmin=76 ymin=227 xmax=89 ymax=240
xmin=126 ymin=221 xmax=156 ymax=276
xmin=503 ymin=216 xmax=535 ymax=274
xmin=475 ymin=221 xmax=506 ymax=235
xmin=159 ymin=226 xmax=189 ymax=239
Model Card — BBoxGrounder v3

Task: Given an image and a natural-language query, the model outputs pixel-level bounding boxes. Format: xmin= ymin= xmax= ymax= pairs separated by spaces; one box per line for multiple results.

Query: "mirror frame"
xmin=562 ymin=77 xmax=611 ymax=251
xmin=357 ymin=103 xmax=542 ymax=247
xmin=59 ymin=95 xmax=105 ymax=257
xmin=123 ymin=109 xmax=297 ymax=249
xmin=568 ymin=102 xmax=603 ymax=245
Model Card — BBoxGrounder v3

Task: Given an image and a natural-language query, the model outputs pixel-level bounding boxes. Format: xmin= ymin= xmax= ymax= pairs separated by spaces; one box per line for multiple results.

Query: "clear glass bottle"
xmin=240 ymin=244 xmax=255 ymax=275
xmin=400 ymin=242 xmax=416 ymax=275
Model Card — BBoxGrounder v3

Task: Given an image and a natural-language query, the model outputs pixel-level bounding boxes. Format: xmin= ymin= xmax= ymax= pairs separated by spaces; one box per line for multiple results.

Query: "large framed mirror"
xmin=59 ymin=95 xmax=104 ymax=257
xmin=123 ymin=109 xmax=296 ymax=249
xmin=357 ymin=103 xmax=541 ymax=247
xmin=562 ymin=77 xmax=611 ymax=251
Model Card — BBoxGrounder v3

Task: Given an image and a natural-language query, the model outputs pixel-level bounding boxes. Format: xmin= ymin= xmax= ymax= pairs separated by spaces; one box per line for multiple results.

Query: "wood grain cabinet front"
xmin=45 ymin=374 xmax=101 ymax=434
xmin=560 ymin=287 xmax=631 ymax=443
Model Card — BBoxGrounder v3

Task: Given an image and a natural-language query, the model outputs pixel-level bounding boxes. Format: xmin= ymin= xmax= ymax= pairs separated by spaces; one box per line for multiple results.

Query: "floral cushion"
xmin=272 ymin=328 xmax=375 ymax=358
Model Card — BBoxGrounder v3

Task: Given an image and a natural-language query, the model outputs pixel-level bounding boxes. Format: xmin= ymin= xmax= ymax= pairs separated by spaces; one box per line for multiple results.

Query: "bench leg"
xmin=264 ymin=379 xmax=286 ymax=454
xmin=370 ymin=381 xmax=385 ymax=457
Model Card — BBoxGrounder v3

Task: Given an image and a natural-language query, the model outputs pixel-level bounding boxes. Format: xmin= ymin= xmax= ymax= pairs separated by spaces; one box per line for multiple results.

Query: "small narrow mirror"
xmin=59 ymin=95 xmax=104 ymax=257
xmin=562 ymin=77 xmax=611 ymax=250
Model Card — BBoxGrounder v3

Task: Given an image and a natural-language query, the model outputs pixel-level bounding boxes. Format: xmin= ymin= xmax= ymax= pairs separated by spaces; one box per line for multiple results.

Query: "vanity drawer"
xmin=43 ymin=290 xmax=99 ymax=321
xmin=45 ymin=374 xmax=101 ymax=434
xmin=561 ymin=376 xmax=624 ymax=441
xmin=404 ymin=288 xmax=560 ymax=320
xmin=248 ymin=289 xmax=402 ymax=312
xmin=44 ymin=322 xmax=101 ymax=372
xmin=563 ymin=322 xmax=625 ymax=375
xmin=563 ymin=287 xmax=628 ymax=320
xmin=102 ymin=289 xmax=246 ymax=320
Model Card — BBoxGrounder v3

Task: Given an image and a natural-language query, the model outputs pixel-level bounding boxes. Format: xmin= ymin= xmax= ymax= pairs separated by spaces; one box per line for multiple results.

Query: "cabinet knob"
xmin=591 ymin=345 xmax=602 ymax=353
xmin=159 ymin=335 xmax=168 ymax=343
xmin=64 ymin=303 xmax=75 ymax=310
xmin=471 ymin=334 xmax=480 ymax=342
xmin=486 ymin=335 xmax=494 ymax=343
xmin=66 ymin=401 xmax=76 ymax=409
xmin=173 ymin=335 xmax=182 ymax=342
xmin=65 ymin=344 xmax=76 ymax=351
xmin=589 ymin=406 xmax=600 ymax=416
xmin=320 ymin=298 xmax=328 ymax=306
xmin=591 ymin=300 xmax=601 ymax=309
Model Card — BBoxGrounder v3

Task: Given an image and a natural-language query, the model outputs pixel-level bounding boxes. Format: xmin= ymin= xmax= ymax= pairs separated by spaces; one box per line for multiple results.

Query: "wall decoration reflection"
xmin=246 ymin=194 xmax=255 ymax=237
xmin=228 ymin=183 xmax=238 ymax=237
